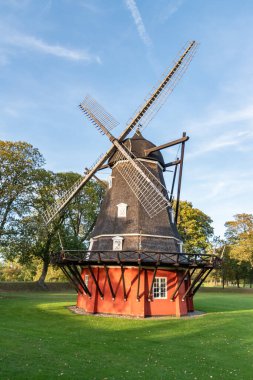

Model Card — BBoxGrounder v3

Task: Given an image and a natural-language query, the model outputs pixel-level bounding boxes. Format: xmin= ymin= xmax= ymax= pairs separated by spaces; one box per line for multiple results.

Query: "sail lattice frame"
xmin=79 ymin=95 xmax=119 ymax=134
xmin=113 ymin=145 xmax=170 ymax=218
xmin=127 ymin=41 xmax=199 ymax=132
xmin=42 ymin=153 xmax=104 ymax=224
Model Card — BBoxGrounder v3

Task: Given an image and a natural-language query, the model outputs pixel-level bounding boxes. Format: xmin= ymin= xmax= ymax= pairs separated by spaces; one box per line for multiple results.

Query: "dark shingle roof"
xmin=108 ymin=130 xmax=165 ymax=168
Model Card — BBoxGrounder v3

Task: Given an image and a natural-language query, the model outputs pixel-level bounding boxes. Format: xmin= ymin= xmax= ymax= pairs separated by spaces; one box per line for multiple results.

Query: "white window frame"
xmin=153 ymin=277 xmax=167 ymax=299
xmin=84 ymin=274 xmax=89 ymax=287
xmin=116 ymin=203 xmax=128 ymax=218
xmin=178 ymin=241 xmax=184 ymax=253
xmin=169 ymin=208 xmax=175 ymax=223
xmin=108 ymin=175 xmax=113 ymax=189
xmin=88 ymin=238 xmax=94 ymax=251
xmin=112 ymin=236 xmax=124 ymax=251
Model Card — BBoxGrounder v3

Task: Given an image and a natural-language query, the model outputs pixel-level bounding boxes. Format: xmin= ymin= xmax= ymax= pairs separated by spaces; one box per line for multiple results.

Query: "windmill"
xmin=47 ymin=41 xmax=221 ymax=317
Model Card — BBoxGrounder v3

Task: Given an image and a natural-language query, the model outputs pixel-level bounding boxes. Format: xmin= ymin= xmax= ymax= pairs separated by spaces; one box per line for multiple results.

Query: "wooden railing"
xmin=51 ymin=249 xmax=222 ymax=269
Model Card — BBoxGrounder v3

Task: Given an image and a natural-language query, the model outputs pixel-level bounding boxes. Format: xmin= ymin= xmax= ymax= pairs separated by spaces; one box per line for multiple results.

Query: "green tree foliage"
xmin=0 ymin=260 xmax=36 ymax=281
xmin=225 ymin=213 xmax=253 ymax=265
xmin=175 ymin=200 xmax=214 ymax=254
xmin=222 ymin=214 xmax=253 ymax=287
xmin=4 ymin=169 xmax=105 ymax=287
xmin=0 ymin=141 xmax=44 ymax=240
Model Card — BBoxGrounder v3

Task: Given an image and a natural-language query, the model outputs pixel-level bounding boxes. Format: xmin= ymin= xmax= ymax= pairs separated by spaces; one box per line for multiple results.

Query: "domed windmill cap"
xmin=108 ymin=129 xmax=165 ymax=168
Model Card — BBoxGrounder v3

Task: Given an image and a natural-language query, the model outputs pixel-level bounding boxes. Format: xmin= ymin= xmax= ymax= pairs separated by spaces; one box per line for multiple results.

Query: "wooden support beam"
xmin=190 ymin=267 xmax=197 ymax=278
xmin=120 ymin=266 xmax=127 ymax=301
xmin=148 ymin=267 xmax=158 ymax=301
xmin=137 ymin=265 xmax=142 ymax=301
xmin=144 ymin=136 xmax=189 ymax=156
xmin=175 ymin=132 xmax=186 ymax=225
xmin=176 ymin=252 xmax=181 ymax=265
xmin=164 ymin=159 xmax=181 ymax=168
xmin=68 ymin=265 xmax=91 ymax=297
xmin=104 ymin=265 xmax=115 ymax=300
xmin=65 ymin=265 xmax=83 ymax=293
xmin=88 ymin=265 xmax=104 ymax=299
xmin=85 ymin=168 xmax=107 ymax=188
xmin=170 ymin=268 xmax=190 ymax=301
xmin=192 ymin=268 xmax=213 ymax=296
xmin=97 ymin=163 xmax=110 ymax=171
xmin=74 ymin=265 xmax=92 ymax=297
xmin=169 ymin=161 xmax=179 ymax=203
xmin=182 ymin=268 xmax=207 ymax=301
xmin=60 ymin=266 xmax=79 ymax=293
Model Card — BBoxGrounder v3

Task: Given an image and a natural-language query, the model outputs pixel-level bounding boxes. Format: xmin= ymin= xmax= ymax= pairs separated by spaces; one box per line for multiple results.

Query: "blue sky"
xmin=1 ymin=0 xmax=253 ymax=237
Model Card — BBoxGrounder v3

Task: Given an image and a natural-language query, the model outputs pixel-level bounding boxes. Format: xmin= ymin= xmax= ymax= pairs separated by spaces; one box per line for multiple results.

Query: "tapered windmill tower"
xmin=45 ymin=41 xmax=221 ymax=317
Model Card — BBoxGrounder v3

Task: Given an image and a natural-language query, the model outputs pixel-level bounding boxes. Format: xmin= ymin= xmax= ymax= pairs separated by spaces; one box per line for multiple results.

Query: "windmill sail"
xmin=79 ymin=95 xmax=119 ymax=134
xmin=79 ymin=98 xmax=171 ymax=218
xmin=43 ymin=40 xmax=197 ymax=225
xmin=123 ymin=40 xmax=198 ymax=134
xmin=113 ymin=144 xmax=170 ymax=218
xmin=42 ymin=153 xmax=105 ymax=225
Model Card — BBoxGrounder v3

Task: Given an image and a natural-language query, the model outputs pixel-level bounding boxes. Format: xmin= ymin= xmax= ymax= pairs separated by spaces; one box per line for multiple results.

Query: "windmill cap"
xmin=108 ymin=130 xmax=165 ymax=168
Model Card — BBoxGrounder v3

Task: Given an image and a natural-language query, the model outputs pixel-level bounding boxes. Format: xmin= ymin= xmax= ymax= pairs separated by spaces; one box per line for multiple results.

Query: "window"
xmin=117 ymin=203 xmax=128 ymax=218
xmin=112 ymin=236 xmax=124 ymax=251
xmin=169 ymin=209 xmax=175 ymax=223
xmin=85 ymin=275 xmax=89 ymax=287
xmin=178 ymin=241 xmax=183 ymax=253
xmin=108 ymin=175 xmax=113 ymax=189
xmin=153 ymin=277 xmax=167 ymax=299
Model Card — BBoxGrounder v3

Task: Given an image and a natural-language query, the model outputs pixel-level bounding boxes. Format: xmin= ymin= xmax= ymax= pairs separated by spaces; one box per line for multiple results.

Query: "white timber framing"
xmin=92 ymin=233 xmax=182 ymax=243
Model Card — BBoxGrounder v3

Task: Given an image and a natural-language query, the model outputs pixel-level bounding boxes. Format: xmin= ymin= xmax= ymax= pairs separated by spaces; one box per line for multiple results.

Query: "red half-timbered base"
xmin=52 ymin=249 xmax=220 ymax=318
xmin=76 ymin=267 xmax=193 ymax=317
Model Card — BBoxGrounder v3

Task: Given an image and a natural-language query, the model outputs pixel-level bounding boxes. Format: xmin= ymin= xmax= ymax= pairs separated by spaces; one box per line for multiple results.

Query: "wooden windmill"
xmin=45 ymin=41 xmax=221 ymax=317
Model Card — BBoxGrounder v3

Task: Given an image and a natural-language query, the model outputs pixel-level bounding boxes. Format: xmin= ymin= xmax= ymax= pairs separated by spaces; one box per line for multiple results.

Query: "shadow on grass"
xmin=1 ymin=291 xmax=253 ymax=379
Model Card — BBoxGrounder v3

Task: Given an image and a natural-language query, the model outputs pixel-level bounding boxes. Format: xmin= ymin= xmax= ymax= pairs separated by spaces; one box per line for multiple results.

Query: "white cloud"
xmin=189 ymin=104 xmax=253 ymax=131
xmin=201 ymin=176 xmax=253 ymax=202
xmin=188 ymin=129 xmax=253 ymax=159
xmin=78 ymin=0 xmax=100 ymax=13
xmin=160 ymin=0 xmax=184 ymax=22
xmin=182 ymin=103 xmax=253 ymax=159
xmin=125 ymin=0 xmax=152 ymax=47
xmin=2 ymin=31 xmax=101 ymax=63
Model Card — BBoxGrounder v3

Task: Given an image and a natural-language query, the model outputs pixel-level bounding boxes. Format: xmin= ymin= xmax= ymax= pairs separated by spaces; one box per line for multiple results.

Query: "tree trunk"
xmin=249 ymin=271 xmax=253 ymax=288
xmin=0 ymin=197 xmax=15 ymax=234
xmin=37 ymin=258 xmax=49 ymax=289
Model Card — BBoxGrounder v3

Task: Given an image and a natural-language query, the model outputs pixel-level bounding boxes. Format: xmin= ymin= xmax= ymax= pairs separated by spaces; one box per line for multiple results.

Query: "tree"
xmin=4 ymin=169 xmax=105 ymax=287
xmin=0 ymin=141 xmax=44 ymax=242
xmin=175 ymin=200 xmax=214 ymax=254
xmin=0 ymin=259 xmax=36 ymax=281
xmin=225 ymin=214 xmax=253 ymax=265
xmin=55 ymin=172 xmax=105 ymax=248
xmin=223 ymin=213 xmax=253 ymax=287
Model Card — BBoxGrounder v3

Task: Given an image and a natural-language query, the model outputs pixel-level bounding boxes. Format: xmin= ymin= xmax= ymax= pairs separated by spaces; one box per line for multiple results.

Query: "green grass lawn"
xmin=0 ymin=290 xmax=253 ymax=380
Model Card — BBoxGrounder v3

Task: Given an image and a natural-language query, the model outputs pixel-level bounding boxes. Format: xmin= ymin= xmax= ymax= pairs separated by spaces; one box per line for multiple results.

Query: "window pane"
xmin=160 ymin=278 xmax=166 ymax=298
xmin=153 ymin=278 xmax=159 ymax=298
xmin=153 ymin=277 xmax=167 ymax=299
